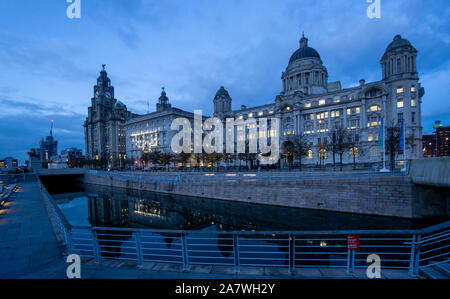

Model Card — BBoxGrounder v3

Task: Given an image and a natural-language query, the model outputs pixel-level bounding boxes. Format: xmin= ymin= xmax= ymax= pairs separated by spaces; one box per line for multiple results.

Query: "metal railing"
xmin=39 ymin=179 xmax=449 ymax=276
xmin=66 ymin=224 xmax=449 ymax=276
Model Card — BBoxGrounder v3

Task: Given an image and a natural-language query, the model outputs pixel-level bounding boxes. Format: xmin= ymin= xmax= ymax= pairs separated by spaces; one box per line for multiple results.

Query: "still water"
xmin=53 ymin=183 xmax=438 ymax=231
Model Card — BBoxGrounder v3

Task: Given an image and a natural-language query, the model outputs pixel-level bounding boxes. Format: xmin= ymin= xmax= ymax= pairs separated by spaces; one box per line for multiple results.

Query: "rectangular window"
xmin=368 ymin=136 xmax=374 ymax=142
xmin=411 ymin=99 xmax=416 ymax=107
xmin=347 ymin=108 xmax=351 ymax=115
xmin=319 ymin=99 xmax=325 ymax=106
xmin=411 ymin=86 xmax=416 ymax=92
xmin=397 ymin=99 xmax=404 ymax=108
xmin=397 ymin=87 xmax=404 ymax=94
xmin=305 ymin=103 xmax=311 ymax=108
xmin=412 ymin=112 xmax=416 ymax=123
xmin=356 ymin=107 xmax=360 ymax=114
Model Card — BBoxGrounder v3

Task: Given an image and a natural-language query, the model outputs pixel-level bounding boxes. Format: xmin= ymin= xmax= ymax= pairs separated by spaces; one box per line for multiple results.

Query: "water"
xmin=54 ymin=183 xmax=437 ymax=231
xmin=53 ymin=184 xmax=445 ymax=269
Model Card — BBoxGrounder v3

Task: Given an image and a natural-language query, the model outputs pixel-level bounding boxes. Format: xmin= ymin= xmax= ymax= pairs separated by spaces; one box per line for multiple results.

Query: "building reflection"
xmin=83 ymin=184 xmax=427 ymax=264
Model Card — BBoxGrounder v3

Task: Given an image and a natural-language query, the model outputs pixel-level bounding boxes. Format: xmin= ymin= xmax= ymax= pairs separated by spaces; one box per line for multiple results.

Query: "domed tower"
xmin=282 ymin=34 xmax=328 ymax=96
xmin=156 ymin=87 xmax=172 ymax=112
xmin=213 ymin=86 xmax=232 ymax=117
xmin=381 ymin=34 xmax=418 ymax=81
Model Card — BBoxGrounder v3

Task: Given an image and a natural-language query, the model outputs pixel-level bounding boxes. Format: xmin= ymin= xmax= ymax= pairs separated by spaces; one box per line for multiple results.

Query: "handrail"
xmin=74 ymin=225 xmax=420 ymax=235
xmin=420 ymin=220 xmax=450 ymax=234
xmin=40 ymin=180 xmax=448 ymax=277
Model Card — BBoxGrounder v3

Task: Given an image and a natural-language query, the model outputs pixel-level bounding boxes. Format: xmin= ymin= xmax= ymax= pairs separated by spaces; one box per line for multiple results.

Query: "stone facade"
xmin=213 ymin=34 xmax=425 ymax=166
xmin=84 ymin=171 xmax=449 ymax=219
xmin=84 ymin=66 xmax=135 ymax=167
xmin=124 ymin=89 xmax=200 ymax=163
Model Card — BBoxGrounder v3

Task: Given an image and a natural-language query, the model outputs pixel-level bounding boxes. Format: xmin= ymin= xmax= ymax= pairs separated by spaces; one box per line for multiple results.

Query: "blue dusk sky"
xmin=0 ymin=0 xmax=449 ymax=163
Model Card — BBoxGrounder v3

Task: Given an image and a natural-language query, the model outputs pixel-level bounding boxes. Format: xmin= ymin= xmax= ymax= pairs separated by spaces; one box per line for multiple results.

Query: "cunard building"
xmin=213 ymin=34 xmax=425 ymax=165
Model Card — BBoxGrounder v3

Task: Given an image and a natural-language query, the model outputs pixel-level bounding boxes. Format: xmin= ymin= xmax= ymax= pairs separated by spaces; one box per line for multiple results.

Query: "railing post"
xmin=289 ymin=234 xmax=295 ymax=274
xmin=92 ymin=229 xmax=101 ymax=264
xmin=181 ymin=232 xmax=189 ymax=271
xmin=233 ymin=233 xmax=240 ymax=274
xmin=413 ymin=234 xmax=421 ymax=276
xmin=136 ymin=232 xmax=144 ymax=268
xmin=346 ymin=249 xmax=354 ymax=274
xmin=408 ymin=234 xmax=416 ymax=276
xmin=65 ymin=228 xmax=75 ymax=254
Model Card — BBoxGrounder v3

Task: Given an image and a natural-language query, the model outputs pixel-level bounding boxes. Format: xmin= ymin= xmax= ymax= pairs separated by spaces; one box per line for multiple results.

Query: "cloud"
xmin=0 ymin=0 xmax=449 ymax=162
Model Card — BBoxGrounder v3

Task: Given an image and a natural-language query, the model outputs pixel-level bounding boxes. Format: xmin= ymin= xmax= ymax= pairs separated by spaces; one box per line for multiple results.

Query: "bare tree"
xmin=281 ymin=140 xmax=295 ymax=169
xmin=291 ymin=134 xmax=310 ymax=170
xmin=385 ymin=123 xmax=401 ymax=171
xmin=331 ymin=127 xmax=349 ymax=171
xmin=347 ymin=131 xmax=364 ymax=170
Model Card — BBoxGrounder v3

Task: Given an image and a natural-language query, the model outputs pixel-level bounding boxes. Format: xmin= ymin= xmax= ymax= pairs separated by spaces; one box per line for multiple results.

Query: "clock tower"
xmin=84 ymin=65 xmax=135 ymax=169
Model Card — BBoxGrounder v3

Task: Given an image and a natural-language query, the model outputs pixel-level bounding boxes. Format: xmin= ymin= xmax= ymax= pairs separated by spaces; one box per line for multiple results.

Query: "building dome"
xmin=289 ymin=34 xmax=321 ymax=64
xmin=385 ymin=35 xmax=412 ymax=53
xmin=215 ymin=86 xmax=230 ymax=98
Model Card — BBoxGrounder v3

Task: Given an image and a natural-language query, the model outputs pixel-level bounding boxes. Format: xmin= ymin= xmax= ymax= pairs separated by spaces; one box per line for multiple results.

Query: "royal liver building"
xmin=213 ymin=34 xmax=424 ymax=166
xmin=84 ymin=66 xmax=135 ymax=166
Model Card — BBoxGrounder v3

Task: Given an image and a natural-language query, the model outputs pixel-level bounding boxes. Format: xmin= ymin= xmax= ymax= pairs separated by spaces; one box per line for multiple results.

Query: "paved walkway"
xmin=0 ymin=182 xmax=416 ymax=279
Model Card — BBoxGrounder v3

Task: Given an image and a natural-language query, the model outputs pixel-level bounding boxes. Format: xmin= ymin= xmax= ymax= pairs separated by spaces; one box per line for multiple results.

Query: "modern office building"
xmin=423 ymin=121 xmax=449 ymax=157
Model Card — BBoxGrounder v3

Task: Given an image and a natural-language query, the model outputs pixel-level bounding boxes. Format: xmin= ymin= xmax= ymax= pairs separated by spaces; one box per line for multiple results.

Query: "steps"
xmin=420 ymin=262 xmax=450 ymax=279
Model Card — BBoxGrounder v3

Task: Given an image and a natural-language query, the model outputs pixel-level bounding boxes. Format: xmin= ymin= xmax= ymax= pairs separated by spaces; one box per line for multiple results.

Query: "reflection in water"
xmin=76 ymin=183 xmax=435 ymax=231
xmin=57 ymin=184 xmax=443 ymax=267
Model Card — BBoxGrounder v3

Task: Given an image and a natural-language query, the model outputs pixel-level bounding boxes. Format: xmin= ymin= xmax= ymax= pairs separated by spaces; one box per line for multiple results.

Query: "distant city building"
xmin=423 ymin=121 xmax=449 ymax=157
xmin=84 ymin=66 xmax=136 ymax=167
xmin=28 ymin=126 xmax=59 ymax=170
xmin=39 ymin=135 xmax=58 ymax=161
xmin=125 ymin=88 xmax=203 ymax=163
xmin=60 ymin=148 xmax=84 ymax=163
xmin=213 ymin=34 xmax=425 ymax=165
xmin=422 ymin=134 xmax=438 ymax=157
xmin=0 ymin=157 xmax=18 ymax=170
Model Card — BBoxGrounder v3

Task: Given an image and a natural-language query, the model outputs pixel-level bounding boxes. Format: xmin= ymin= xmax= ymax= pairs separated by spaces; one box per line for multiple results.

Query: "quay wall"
xmin=84 ymin=172 xmax=449 ymax=219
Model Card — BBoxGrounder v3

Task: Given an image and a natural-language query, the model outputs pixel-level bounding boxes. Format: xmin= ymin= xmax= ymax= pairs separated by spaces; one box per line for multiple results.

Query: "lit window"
xmin=305 ymin=103 xmax=311 ymax=108
xmin=397 ymin=100 xmax=404 ymax=108
xmin=368 ymin=105 xmax=381 ymax=112
xmin=397 ymin=87 xmax=404 ymax=94
xmin=368 ymin=136 xmax=373 ymax=142
xmin=310 ymin=114 xmax=314 ymax=120
xmin=307 ymin=150 xmax=313 ymax=159
xmin=356 ymin=107 xmax=360 ymax=114
xmin=319 ymin=99 xmax=326 ymax=106
xmin=411 ymin=86 xmax=416 ymax=92
xmin=248 ymin=113 xmax=253 ymax=118
xmin=258 ymin=111 xmax=264 ymax=116
xmin=347 ymin=108 xmax=351 ymax=115
xmin=411 ymin=99 xmax=416 ymax=107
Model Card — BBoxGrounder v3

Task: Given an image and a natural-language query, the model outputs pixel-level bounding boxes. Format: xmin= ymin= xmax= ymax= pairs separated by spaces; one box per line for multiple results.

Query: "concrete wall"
xmin=409 ymin=157 xmax=450 ymax=188
xmin=84 ymin=171 xmax=449 ymax=219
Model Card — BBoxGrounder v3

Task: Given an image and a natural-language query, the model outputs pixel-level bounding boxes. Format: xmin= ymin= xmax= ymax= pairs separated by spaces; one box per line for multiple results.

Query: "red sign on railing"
xmin=347 ymin=235 xmax=360 ymax=250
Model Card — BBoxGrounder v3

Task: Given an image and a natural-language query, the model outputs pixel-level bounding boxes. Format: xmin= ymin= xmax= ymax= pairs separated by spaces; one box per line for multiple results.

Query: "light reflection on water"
xmin=55 ymin=183 xmax=437 ymax=231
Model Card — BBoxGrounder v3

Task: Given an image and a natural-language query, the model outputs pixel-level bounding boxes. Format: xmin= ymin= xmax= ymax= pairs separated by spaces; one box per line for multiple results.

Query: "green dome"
xmin=289 ymin=34 xmax=321 ymax=64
